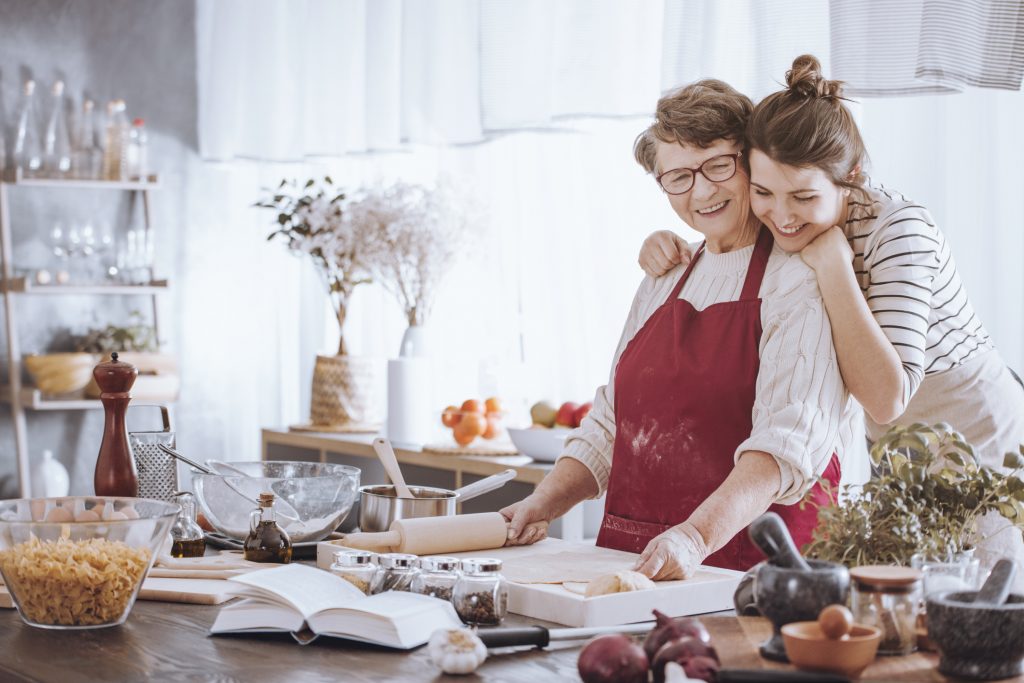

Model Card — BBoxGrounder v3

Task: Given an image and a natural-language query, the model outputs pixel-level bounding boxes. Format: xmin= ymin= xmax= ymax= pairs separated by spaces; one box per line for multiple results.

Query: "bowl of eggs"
xmin=0 ymin=496 xmax=178 ymax=629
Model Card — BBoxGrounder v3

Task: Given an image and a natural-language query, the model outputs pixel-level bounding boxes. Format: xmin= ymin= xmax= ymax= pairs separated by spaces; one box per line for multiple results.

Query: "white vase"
xmin=399 ymin=324 xmax=432 ymax=359
xmin=31 ymin=449 xmax=70 ymax=497
xmin=388 ymin=325 xmax=436 ymax=446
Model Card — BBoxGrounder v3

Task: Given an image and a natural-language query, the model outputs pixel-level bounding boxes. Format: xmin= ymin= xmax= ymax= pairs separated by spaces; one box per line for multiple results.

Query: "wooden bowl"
xmin=782 ymin=620 xmax=882 ymax=678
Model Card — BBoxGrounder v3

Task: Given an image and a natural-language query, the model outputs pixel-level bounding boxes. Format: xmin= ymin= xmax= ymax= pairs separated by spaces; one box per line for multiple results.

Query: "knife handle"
xmin=718 ymin=669 xmax=849 ymax=683
xmin=475 ymin=626 xmax=551 ymax=649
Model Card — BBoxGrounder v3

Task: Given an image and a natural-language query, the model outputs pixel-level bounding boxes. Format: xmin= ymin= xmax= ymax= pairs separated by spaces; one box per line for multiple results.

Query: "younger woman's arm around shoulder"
xmin=800 ymin=224 xmax=930 ymax=424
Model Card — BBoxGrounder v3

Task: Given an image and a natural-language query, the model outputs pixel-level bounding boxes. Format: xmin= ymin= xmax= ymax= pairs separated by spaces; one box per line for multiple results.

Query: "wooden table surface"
xmin=1 ymin=599 xmax=1018 ymax=683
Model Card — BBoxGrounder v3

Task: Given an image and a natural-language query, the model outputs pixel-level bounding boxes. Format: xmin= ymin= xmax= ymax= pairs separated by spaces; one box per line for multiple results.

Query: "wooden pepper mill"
xmin=93 ymin=352 xmax=140 ymax=497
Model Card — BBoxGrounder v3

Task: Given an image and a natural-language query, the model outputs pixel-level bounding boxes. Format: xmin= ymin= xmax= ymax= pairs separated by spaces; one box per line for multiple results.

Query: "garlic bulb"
xmin=428 ymin=627 xmax=487 ymax=675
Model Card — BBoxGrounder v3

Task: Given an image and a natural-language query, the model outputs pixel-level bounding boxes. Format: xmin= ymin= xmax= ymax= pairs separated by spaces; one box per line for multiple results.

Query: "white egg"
xmin=44 ymin=507 xmax=74 ymax=523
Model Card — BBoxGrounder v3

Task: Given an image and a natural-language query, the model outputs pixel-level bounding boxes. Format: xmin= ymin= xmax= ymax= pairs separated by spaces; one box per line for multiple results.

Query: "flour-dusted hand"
xmin=799 ymin=225 xmax=852 ymax=273
xmin=634 ymin=522 xmax=709 ymax=580
xmin=499 ymin=495 xmax=550 ymax=546
xmin=638 ymin=230 xmax=692 ymax=278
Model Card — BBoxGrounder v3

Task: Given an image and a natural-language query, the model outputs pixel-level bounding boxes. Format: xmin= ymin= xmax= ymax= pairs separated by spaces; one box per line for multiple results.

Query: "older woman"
xmin=500 ymin=80 xmax=860 ymax=579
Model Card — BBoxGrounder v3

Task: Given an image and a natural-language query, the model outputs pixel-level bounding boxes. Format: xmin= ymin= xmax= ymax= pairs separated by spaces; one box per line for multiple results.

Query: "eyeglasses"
xmin=655 ymin=152 xmax=743 ymax=195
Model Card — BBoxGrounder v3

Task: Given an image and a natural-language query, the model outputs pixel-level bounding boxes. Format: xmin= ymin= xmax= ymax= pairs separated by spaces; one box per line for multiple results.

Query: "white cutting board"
xmin=0 ymin=577 xmax=234 ymax=609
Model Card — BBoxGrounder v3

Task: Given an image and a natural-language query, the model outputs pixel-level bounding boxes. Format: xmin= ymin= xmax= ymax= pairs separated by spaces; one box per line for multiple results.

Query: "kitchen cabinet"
xmin=0 ymin=171 xmax=170 ymax=496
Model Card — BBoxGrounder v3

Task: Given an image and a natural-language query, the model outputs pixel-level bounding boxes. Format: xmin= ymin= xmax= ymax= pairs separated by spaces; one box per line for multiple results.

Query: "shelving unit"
xmin=0 ymin=172 xmax=169 ymax=497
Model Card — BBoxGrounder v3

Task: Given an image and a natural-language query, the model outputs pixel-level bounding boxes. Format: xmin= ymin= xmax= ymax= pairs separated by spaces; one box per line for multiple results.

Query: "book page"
xmin=228 ymin=565 xmax=364 ymax=620
xmin=210 ymin=598 xmax=305 ymax=634
xmin=308 ymin=592 xmax=461 ymax=649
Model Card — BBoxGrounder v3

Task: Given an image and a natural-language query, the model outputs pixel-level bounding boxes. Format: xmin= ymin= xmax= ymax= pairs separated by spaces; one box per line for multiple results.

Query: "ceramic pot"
xmin=310 ymin=354 xmax=382 ymax=427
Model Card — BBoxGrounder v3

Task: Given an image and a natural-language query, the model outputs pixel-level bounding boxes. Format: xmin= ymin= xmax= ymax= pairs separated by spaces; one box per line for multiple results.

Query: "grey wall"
xmin=0 ymin=0 xmax=196 ymax=495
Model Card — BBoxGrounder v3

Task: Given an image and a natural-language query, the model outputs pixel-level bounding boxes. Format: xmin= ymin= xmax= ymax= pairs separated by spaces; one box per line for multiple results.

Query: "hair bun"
xmin=786 ymin=54 xmax=843 ymax=100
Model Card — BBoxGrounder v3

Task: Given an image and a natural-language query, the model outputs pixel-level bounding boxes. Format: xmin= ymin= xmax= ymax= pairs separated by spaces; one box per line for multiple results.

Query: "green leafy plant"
xmin=71 ymin=312 xmax=158 ymax=354
xmin=803 ymin=422 xmax=1024 ymax=566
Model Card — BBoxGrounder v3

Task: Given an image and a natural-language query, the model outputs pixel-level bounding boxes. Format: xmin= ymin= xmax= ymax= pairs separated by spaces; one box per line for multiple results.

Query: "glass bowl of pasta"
xmin=0 ymin=497 xmax=178 ymax=629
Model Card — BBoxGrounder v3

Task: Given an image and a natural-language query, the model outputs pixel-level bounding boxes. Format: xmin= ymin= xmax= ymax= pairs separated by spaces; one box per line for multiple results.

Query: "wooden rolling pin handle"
xmin=337 ymin=529 xmax=401 ymax=552
xmin=392 ymin=512 xmax=508 ymax=555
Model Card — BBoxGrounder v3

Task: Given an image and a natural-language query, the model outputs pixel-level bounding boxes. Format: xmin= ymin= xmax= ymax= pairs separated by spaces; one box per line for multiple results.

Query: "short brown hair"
xmin=634 ymin=79 xmax=753 ymax=174
xmin=746 ymin=55 xmax=867 ymax=189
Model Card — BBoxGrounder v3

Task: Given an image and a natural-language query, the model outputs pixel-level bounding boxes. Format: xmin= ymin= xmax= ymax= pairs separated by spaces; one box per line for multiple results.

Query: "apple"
xmin=530 ymin=401 xmax=558 ymax=428
xmin=555 ymin=401 xmax=579 ymax=428
xmin=572 ymin=402 xmax=593 ymax=428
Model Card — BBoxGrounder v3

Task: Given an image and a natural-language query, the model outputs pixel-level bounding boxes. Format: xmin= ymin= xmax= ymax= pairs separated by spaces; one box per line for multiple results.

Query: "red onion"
xmin=643 ymin=610 xmax=713 ymax=661
xmin=577 ymin=634 xmax=649 ymax=683
xmin=651 ymin=636 xmax=719 ymax=683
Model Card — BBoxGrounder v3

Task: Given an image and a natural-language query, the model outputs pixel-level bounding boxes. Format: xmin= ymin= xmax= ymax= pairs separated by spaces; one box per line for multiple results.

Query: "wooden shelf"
xmin=0 ymin=386 xmax=176 ymax=411
xmin=3 ymin=278 xmax=169 ymax=295
xmin=1 ymin=169 xmax=160 ymax=189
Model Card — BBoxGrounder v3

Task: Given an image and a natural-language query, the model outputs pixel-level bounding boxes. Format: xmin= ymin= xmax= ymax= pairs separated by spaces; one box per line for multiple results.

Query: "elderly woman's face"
xmin=748 ymin=150 xmax=849 ymax=253
xmin=654 ymin=139 xmax=751 ymax=248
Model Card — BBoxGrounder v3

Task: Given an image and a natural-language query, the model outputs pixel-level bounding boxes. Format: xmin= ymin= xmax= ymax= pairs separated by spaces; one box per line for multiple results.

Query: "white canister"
xmin=386 ymin=357 xmax=434 ymax=447
xmin=31 ymin=450 xmax=70 ymax=497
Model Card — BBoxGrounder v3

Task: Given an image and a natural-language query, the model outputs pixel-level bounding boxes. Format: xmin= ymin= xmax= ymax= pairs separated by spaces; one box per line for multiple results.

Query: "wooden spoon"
xmin=372 ymin=437 xmax=414 ymax=499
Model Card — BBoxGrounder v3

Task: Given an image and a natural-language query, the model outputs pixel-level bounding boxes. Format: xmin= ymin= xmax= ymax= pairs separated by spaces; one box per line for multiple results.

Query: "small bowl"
xmin=782 ymin=620 xmax=882 ymax=678
xmin=506 ymin=427 xmax=570 ymax=462
xmin=192 ymin=461 xmax=360 ymax=542
xmin=0 ymin=497 xmax=178 ymax=629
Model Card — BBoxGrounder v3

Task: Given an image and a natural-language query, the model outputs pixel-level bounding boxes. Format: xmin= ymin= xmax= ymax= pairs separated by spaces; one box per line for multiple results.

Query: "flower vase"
xmin=310 ymin=354 xmax=383 ymax=428
xmin=387 ymin=325 xmax=435 ymax=447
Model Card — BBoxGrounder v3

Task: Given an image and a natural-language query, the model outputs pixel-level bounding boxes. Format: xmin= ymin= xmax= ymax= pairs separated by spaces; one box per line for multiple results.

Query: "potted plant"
xmin=255 ymin=177 xmax=381 ymax=428
xmin=74 ymin=312 xmax=178 ymax=401
xmin=804 ymin=422 xmax=1024 ymax=568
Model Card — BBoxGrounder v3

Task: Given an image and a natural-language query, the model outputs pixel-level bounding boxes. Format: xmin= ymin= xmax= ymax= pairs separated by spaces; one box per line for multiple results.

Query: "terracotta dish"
xmin=782 ymin=619 xmax=882 ymax=678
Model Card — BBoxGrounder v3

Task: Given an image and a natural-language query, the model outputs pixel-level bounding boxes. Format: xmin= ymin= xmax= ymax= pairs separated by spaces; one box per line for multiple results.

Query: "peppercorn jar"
xmin=850 ymin=565 xmax=922 ymax=656
xmin=372 ymin=553 xmax=419 ymax=593
xmin=330 ymin=550 xmax=378 ymax=595
xmin=453 ymin=557 xmax=508 ymax=626
xmin=411 ymin=556 xmax=460 ymax=602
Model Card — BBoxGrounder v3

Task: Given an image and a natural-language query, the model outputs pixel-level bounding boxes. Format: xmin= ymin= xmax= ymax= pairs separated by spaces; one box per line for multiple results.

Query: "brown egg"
xmin=74 ymin=509 xmax=101 ymax=522
xmin=44 ymin=507 xmax=74 ymax=523
xmin=818 ymin=604 xmax=853 ymax=640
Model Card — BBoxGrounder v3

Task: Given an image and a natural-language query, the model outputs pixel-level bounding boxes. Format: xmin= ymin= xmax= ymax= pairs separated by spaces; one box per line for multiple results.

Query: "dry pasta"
xmin=0 ymin=537 xmax=151 ymax=626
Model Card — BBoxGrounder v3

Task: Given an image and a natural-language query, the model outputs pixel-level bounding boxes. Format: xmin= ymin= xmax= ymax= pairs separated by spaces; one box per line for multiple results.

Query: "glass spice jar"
xmin=329 ymin=550 xmax=378 ymax=595
xmin=453 ymin=557 xmax=508 ymax=626
xmin=372 ymin=553 xmax=419 ymax=593
xmin=411 ymin=556 xmax=460 ymax=602
xmin=850 ymin=565 xmax=922 ymax=656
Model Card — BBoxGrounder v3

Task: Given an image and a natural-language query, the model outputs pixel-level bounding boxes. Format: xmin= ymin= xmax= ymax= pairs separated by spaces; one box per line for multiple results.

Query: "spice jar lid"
xmin=850 ymin=565 xmax=922 ymax=589
xmin=418 ymin=556 xmax=460 ymax=572
xmin=333 ymin=550 xmax=375 ymax=567
xmin=461 ymin=557 xmax=502 ymax=573
xmin=378 ymin=552 xmax=418 ymax=569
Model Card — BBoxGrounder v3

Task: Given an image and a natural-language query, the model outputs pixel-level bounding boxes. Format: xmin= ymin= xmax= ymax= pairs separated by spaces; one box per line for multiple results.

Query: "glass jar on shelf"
xmin=329 ymin=550 xmax=378 ymax=595
xmin=453 ymin=557 xmax=508 ymax=626
xmin=411 ymin=556 xmax=460 ymax=602
xmin=372 ymin=553 xmax=419 ymax=593
xmin=850 ymin=565 xmax=922 ymax=656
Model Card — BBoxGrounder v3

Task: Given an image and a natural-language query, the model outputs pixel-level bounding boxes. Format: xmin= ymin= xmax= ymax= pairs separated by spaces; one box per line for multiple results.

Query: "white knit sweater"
xmin=562 ymin=240 xmax=865 ymax=505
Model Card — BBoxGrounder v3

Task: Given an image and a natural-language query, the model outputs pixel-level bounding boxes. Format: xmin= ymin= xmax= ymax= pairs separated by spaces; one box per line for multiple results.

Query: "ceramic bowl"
xmin=192 ymin=461 xmax=360 ymax=542
xmin=506 ymin=427 xmax=569 ymax=462
xmin=927 ymin=590 xmax=1024 ymax=680
xmin=782 ymin=620 xmax=882 ymax=678
xmin=0 ymin=497 xmax=178 ymax=629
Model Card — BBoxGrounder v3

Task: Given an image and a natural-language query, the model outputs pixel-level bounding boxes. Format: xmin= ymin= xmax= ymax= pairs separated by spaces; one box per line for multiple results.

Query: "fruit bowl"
xmin=441 ymin=399 xmax=507 ymax=447
xmin=507 ymin=427 xmax=571 ymax=462
xmin=191 ymin=461 xmax=360 ymax=543
xmin=0 ymin=497 xmax=178 ymax=629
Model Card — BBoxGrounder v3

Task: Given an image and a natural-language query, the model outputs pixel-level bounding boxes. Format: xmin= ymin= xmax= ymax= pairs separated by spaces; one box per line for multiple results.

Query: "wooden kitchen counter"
xmin=0 ymin=604 xmax=1012 ymax=682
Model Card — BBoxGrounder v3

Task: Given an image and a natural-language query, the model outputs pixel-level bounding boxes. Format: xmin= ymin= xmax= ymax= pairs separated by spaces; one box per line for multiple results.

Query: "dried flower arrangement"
xmin=803 ymin=422 xmax=1024 ymax=567
xmin=255 ymin=177 xmax=376 ymax=355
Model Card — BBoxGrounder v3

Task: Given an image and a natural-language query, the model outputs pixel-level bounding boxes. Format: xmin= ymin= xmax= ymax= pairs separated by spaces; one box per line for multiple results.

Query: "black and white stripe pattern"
xmin=846 ymin=182 xmax=993 ymax=409
xmin=831 ymin=0 xmax=1024 ymax=96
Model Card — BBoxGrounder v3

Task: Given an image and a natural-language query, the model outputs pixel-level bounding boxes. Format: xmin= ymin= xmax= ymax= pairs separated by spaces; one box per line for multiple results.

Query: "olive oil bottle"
xmin=243 ymin=492 xmax=292 ymax=563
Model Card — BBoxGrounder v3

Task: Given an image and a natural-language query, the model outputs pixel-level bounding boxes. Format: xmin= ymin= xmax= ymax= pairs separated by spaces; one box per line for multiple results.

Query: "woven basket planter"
xmin=309 ymin=354 xmax=382 ymax=427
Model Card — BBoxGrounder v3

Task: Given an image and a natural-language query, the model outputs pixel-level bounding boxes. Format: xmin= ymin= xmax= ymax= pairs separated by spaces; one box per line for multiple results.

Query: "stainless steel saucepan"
xmin=358 ymin=468 xmax=517 ymax=532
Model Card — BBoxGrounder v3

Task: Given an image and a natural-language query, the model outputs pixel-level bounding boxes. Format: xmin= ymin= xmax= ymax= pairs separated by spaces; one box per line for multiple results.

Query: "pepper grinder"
xmin=93 ymin=352 xmax=139 ymax=496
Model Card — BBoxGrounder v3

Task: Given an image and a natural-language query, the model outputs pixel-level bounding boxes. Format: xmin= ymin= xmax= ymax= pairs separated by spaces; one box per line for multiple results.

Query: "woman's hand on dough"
xmin=638 ymin=230 xmax=691 ymax=278
xmin=634 ymin=522 xmax=709 ymax=580
xmin=499 ymin=495 xmax=551 ymax=546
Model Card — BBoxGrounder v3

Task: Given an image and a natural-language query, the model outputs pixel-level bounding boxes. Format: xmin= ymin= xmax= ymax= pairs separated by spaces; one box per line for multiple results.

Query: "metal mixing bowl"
xmin=192 ymin=461 xmax=360 ymax=543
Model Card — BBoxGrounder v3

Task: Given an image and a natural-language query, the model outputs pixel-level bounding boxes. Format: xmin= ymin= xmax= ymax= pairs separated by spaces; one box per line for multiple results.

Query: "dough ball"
xmin=585 ymin=570 xmax=656 ymax=597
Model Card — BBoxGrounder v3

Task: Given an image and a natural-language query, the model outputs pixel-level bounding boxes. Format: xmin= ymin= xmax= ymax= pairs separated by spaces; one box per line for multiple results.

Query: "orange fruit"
xmin=484 ymin=397 xmax=503 ymax=414
xmin=458 ymin=412 xmax=487 ymax=438
xmin=461 ymin=399 xmax=484 ymax=414
xmin=482 ymin=415 xmax=502 ymax=440
xmin=441 ymin=405 xmax=461 ymax=428
xmin=453 ymin=429 xmax=475 ymax=446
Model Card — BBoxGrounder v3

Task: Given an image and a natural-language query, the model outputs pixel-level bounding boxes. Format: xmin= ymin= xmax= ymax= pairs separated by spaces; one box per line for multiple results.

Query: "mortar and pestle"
xmin=927 ymin=558 xmax=1024 ymax=680
xmin=782 ymin=604 xmax=882 ymax=678
xmin=749 ymin=512 xmax=851 ymax=661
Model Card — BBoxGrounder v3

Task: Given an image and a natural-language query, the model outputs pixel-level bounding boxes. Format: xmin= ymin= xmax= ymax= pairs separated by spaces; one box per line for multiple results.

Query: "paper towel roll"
xmin=387 ymin=358 xmax=433 ymax=447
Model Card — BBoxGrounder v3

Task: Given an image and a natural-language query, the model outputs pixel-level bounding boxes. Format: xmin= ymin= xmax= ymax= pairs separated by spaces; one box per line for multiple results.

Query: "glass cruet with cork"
xmin=169 ymin=491 xmax=206 ymax=558
xmin=243 ymin=492 xmax=292 ymax=564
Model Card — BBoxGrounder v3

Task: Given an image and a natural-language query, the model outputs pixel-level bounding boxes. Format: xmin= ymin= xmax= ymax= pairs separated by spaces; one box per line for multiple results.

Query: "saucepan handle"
xmin=453 ymin=469 xmax=518 ymax=502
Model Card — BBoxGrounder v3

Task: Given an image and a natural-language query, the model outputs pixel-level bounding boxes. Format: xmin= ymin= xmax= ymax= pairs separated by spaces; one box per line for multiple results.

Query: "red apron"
xmin=596 ymin=228 xmax=840 ymax=571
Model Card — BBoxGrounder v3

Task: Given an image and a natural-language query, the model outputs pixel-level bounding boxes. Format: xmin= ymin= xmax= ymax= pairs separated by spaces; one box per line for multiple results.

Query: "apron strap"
xmin=739 ymin=227 xmax=774 ymax=300
xmin=666 ymin=242 xmax=706 ymax=304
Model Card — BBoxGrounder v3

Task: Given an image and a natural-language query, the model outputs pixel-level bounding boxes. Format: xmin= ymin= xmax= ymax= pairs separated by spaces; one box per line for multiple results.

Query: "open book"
xmin=210 ymin=564 xmax=461 ymax=649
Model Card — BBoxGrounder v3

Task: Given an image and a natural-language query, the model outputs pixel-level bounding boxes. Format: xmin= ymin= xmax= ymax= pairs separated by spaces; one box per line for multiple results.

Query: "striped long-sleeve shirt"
xmin=562 ymin=240 xmax=863 ymax=505
xmin=845 ymin=182 xmax=993 ymax=412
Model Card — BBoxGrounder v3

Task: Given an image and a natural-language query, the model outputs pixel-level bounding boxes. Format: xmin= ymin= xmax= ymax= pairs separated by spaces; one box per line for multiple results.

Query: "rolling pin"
xmin=339 ymin=512 xmax=508 ymax=555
